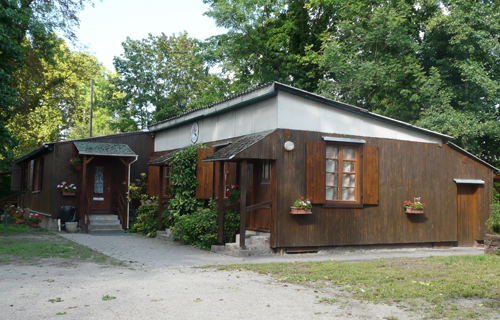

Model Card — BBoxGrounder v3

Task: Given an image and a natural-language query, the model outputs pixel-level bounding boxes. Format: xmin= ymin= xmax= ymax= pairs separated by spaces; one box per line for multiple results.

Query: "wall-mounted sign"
xmin=190 ymin=122 xmax=199 ymax=144
xmin=93 ymin=197 xmax=104 ymax=201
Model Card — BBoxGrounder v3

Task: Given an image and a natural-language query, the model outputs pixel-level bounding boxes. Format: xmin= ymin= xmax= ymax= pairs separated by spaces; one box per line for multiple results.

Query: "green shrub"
xmin=486 ymin=203 xmax=500 ymax=235
xmin=131 ymin=198 xmax=161 ymax=237
xmin=172 ymin=199 xmax=240 ymax=250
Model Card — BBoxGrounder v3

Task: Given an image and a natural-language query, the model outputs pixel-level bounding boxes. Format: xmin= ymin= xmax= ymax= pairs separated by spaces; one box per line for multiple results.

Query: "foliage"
xmin=486 ymin=203 xmax=500 ymax=235
xmin=204 ymin=0 xmax=337 ymax=92
xmin=315 ymin=0 xmax=500 ymax=167
xmin=111 ymin=32 xmax=228 ymax=129
xmin=127 ymin=173 xmax=148 ymax=202
xmin=166 ymin=144 xmax=208 ymax=220
xmin=130 ymin=198 xmax=161 ymax=237
xmin=10 ymin=206 xmax=25 ymax=220
xmin=0 ymin=0 xmax=94 ymax=160
xmin=293 ymin=197 xmax=312 ymax=209
xmin=173 ymin=199 xmax=240 ymax=250
xmin=57 ymin=181 xmax=77 ymax=193
xmin=403 ymin=198 xmax=426 ymax=210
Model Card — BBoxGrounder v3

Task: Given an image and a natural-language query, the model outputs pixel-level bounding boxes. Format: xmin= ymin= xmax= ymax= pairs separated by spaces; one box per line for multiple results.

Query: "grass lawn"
xmin=214 ymin=255 xmax=500 ymax=319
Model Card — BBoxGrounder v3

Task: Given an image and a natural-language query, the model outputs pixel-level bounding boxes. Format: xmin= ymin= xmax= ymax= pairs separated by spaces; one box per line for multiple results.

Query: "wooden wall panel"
xmin=273 ymin=129 xmax=493 ymax=248
xmin=362 ymin=145 xmax=379 ymax=205
xmin=196 ymin=148 xmax=215 ymax=199
xmin=148 ymin=161 xmax=160 ymax=197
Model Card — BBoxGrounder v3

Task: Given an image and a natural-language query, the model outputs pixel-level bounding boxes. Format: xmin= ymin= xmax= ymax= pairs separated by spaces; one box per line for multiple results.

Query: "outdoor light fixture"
xmin=284 ymin=141 xmax=295 ymax=151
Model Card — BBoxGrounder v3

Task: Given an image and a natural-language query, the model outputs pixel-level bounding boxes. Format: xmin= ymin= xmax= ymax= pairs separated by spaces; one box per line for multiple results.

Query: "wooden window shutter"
xmin=29 ymin=160 xmax=35 ymax=191
xmin=306 ymin=141 xmax=326 ymax=204
xmin=196 ymin=148 xmax=215 ymax=199
xmin=11 ymin=163 xmax=22 ymax=191
xmin=362 ymin=145 xmax=379 ymax=205
xmin=148 ymin=157 xmax=161 ymax=197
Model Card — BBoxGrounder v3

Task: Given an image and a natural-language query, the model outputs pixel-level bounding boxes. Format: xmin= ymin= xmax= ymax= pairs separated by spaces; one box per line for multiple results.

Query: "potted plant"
xmin=70 ymin=155 xmax=82 ymax=170
xmin=10 ymin=206 xmax=25 ymax=223
xmin=291 ymin=197 xmax=312 ymax=214
xmin=485 ymin=203 xmax=500 ymax=255
xmin=57 ymin=181 xmax=77 ymax=196
xmin=226 ymin=185 xmax=240 ymax=203
xmin=404 ymin=197 xmax=426 ymax=214
xmin=27 ymin=213 xmax=42 ymax=228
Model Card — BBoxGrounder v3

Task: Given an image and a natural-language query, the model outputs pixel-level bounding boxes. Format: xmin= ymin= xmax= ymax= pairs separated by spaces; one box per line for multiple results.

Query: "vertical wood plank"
xmin=362 ymin=145 xmax=379 ymax=204
xmin=217 ymin=161 xmax=225 ymax=244
xmin=158 ymin=166 xmax=164 ymax=230
xmin=148 ymin=162 xmax=160 ymax=197
xmin=196 ymin=148 xmax=215 ymax=199
xmin=306 ymin=141 xmax=326 ymax=203
xmin=239 ymin=160 xmax=248 ymax=249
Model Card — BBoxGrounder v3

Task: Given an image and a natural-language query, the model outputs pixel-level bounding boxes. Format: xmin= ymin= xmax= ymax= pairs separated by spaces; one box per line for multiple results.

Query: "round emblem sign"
xmin=190 ymin=122 xmax=199 ymax=144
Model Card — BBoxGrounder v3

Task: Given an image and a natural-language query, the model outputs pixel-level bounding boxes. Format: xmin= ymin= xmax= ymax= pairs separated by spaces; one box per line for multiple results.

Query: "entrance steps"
xmin=89 ymin=215 xmax=124 ymax=234
xmin=211 ymin=231 xmax=272 ymax=257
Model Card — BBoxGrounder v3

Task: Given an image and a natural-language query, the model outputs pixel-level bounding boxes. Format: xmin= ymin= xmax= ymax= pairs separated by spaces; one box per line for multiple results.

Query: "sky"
xmin=75 ymin=0 xmax=225 ymax=71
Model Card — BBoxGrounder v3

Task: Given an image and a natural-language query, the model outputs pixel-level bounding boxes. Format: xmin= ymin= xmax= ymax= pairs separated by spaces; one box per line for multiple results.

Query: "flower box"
xmin=74 ymin=164 xmax=83 ymax=171
xmin=405 ymin=207 xmax=424 ymax=214
xmin=290 ymin=207 xmax=312 ymax=215
xmin=63 ymin=191 xmax=76 ymax=196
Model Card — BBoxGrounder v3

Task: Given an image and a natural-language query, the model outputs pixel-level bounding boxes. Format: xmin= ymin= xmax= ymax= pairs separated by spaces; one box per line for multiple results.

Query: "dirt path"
xmin=0 ymin=232 xmax=485 ymax=319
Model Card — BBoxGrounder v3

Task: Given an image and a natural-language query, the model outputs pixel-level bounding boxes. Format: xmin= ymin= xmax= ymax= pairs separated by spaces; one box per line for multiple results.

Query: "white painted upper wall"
xmin=276 ymin=91 xmax=443 ymax=144
xmin=154 ymin=97 xmax=278 ymax=152
xmin=153 ymin=86 xmax=444 ymax=152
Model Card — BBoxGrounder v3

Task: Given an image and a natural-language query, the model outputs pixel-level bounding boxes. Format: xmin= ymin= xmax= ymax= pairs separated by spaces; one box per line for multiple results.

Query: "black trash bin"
xmin=60 ymin=206 xmax=77 ymax=230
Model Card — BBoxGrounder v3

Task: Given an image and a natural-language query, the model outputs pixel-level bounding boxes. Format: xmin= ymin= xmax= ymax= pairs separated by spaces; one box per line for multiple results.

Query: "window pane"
xmin=94 ymin=166 xmax=104 ymax=194
xmin=343 ymin=147 xmax=356 ymax=160
xmin=342 ymin=188 xmax=356 ymax=200
xmin=326 ymin=187 xmax=338 ymax=200
xmin=326 ymin=173 xmax=338 ymax=187
xmin=326 ymin=146 xmax=339 ymax=159
xmin=343 ymin=161 xmax=355 ymax=173
xmin=342 ymin=174 xmax=356 ymax=187
xmin=326 ymin=160 xmax=338 ymax=172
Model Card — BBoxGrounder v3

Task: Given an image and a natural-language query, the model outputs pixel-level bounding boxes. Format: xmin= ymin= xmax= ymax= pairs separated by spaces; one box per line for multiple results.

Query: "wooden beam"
xmin=82 ymin=155 xmax=88 ymax=233
xmin=217 ymin=161 xmax=225 ymax=244
xmin=124 ymin=159 xmax=129 ymax=229
xmin=239 ymin=160 xmax=247 ymax=249
xmin=158 ymin=166 xmax=164 ymax=230
xmin=246 ymin=200 xmax=272 ymax=212
xmin=119 ymin=158 xmax=128 ymax=166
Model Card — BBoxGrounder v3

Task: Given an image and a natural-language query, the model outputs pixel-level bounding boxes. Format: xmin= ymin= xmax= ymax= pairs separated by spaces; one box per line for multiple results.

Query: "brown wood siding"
xmin=274 ymin=129 xmax=493 ymax=248
xmin=306 ymin=141 xmax=326 ymax=204
xmin=196 ymin=148 xmax=215 ymax=199
xmin=148 ymin=161 xmax=160 ymax=197
xmin=20 ymin=131 xmax=153 ymax=219
xmin=362 ymin=145 xmax=379 ymax=205
xmin=11 ymin=163 xmax=22 ymax=191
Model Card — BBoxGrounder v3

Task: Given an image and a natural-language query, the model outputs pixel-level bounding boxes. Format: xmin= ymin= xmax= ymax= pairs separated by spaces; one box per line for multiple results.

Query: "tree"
xmin=111 ymin=32 xmax=227 ymax=129
xmin=8 ymin=40 xmax=104 ymax=155
xmin=0 ymin=0 xmax=93 ymax=159
xmin=203 ymin=0 xmax=338 ymax=92
xmin=315 ymin=0 xmax=500 ymax=166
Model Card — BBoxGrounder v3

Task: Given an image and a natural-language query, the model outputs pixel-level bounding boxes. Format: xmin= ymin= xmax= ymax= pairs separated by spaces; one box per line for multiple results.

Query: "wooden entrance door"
xmin=457 ymin=185 xmax=479 ymax=246
xmin=247 ymin=160 xmax=272 ymax=231
xmin=87 ymin=161 xmax=112 ymax=214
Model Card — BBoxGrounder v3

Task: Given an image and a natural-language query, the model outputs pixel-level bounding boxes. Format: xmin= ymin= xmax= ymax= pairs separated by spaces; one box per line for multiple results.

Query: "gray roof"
xmin=74 ymin=142 xmax=136 ymax=157
xmin=202 ymin=130 xmax=274 ymax=162
xmin=148 ymin=149 xmax=184 ymax=166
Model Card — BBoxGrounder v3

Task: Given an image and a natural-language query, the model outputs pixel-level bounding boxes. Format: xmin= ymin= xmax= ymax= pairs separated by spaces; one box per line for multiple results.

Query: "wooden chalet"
xmin=11 ymin=131 xmax=153 ymax=231
xmin=148 ymin=82 xmax=498 ymax=250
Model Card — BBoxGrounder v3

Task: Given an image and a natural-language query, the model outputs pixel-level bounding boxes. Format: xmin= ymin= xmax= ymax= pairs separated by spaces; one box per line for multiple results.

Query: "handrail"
xmin=85 ymin=195 xmax=91 ymax=233
xmin=0 ymin=191 xmax=23 ymax=203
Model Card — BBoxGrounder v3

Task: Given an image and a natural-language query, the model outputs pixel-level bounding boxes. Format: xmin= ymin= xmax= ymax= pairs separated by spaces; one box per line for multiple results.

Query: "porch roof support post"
xmin=217 ymin=161 xmax=225 ymax=245
xmin=239 ymin=160 xmax=247 ymax=249
xmin=158 ymin=165 xmax=164 ymax=230
xmin=82 ymin=155 xmax=88 ymax=233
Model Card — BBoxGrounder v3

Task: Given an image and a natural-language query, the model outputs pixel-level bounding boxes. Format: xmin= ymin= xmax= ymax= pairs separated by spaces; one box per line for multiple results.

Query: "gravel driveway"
xmin=1 ymin=233 xmax=484 ymax=320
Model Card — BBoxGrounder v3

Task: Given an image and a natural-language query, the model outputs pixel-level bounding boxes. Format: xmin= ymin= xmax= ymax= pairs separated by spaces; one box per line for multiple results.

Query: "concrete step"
xmin=89 ymin=215 xmax=119 ymax=222
xmin=157 ymin=229 xmax=174 ymax=242
xmin=90 ymin=229 xmax=124 ymax=234
xmin=215 ymin=233 xmax=272 ymax=256
xmin=91 ymin=223 xmax=123 ymax=230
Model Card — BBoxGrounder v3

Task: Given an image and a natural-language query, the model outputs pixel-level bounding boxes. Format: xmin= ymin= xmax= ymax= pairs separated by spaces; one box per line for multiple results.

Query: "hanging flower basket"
xmin=74 ymin=164 xmax=83 ymax=171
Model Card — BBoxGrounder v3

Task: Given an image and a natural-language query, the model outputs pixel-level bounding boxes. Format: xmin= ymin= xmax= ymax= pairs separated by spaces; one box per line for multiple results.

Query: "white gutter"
xmin=127 ymin=155 xmax=139 ymax=229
